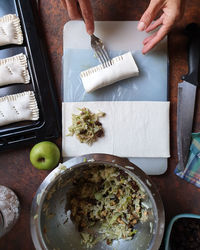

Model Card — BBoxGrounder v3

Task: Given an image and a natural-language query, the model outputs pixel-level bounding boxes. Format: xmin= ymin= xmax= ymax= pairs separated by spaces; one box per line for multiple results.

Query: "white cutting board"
xmin=62 ymin=21 xmax=168 ymax=175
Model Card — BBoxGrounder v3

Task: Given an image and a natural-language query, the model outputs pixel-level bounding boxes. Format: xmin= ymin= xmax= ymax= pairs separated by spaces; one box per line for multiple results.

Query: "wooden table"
xmin=0 ymin=0 xmax=200 ymax=249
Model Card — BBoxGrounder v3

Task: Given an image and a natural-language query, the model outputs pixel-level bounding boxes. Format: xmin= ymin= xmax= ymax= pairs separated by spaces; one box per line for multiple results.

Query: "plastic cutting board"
xmin=62 ymin=21 xmax=168 ymax=175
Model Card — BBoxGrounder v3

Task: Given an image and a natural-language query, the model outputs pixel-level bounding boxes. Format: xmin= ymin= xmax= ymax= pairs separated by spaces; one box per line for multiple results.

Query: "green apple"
xmin=30 ymin=141 xmax=60 ymax=170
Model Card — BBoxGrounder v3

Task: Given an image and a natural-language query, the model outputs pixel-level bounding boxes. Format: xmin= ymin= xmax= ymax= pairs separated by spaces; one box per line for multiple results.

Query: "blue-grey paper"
xmin=63 ymin=49 xmax=168 ymax=102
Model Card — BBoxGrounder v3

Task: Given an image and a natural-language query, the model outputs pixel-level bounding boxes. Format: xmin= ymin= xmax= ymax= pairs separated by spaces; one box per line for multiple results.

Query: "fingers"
xmin=63 ymin=0 xmax=94 ymax=35
xmin=143 ymin=33 xmax=156 ymax=45
xmin=65 ymin=0 xmax=82 ymax=20
xmin=137 ymin=0 xmax=161 ymax=31
xmin=142 ymin=22 xmax=171 ymax=54
xmin=145 ymin=15 xmax=164 ymax=33
xmin=78 ymin=0 xmax=94 ymax=35
xmin=61 ymin=0 xmax=67 ymax=9
xmin=139 ymin=0 xmax=185 ymax=54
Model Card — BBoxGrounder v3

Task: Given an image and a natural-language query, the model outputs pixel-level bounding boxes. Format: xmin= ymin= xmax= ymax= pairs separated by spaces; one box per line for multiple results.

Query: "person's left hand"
xmin=137 ymin=0 xmax=185 ymax=54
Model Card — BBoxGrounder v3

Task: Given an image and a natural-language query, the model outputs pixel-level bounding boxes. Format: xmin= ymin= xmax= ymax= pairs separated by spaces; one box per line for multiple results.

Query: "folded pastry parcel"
xmin=0 ymin=14 xmax=23 ymax=46
xmin=80 ymin=52 xmax=139 ymax=93
xmin=0 ymin=53 xmax=30 ymax=87
xmin=0 ymin=91 xmax=39 ymax=126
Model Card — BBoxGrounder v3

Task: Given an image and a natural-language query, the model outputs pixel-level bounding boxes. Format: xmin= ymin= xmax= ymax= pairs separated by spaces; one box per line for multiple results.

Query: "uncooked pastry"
xmin=0 ymin=53 xmax=30 ymax=87
xmin=0 ymin=14 xmax=23 ymax=46
xmin=80 ymin=52 xmax=139 ymax=93
xmin=0 ymin=91 xmax=39 ymax=126
xmin=62 ymin=101 xmax=170 ymax=158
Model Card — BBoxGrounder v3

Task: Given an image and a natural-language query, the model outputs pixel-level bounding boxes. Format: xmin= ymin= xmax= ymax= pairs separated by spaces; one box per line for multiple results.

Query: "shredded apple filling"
xmin=66 ymin=166 xmax=149 ymax=248
xmin=67 ymin=107 xmax=105 ymax=145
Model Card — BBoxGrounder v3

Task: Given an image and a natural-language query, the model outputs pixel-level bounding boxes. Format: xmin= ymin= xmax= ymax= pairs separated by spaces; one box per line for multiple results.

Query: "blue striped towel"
xmin=175 ymin=132 xmax=200 ymax=188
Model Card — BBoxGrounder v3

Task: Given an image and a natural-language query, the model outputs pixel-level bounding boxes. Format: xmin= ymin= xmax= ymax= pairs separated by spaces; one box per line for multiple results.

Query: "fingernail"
xmin=87 ymin=29 xmax=93 ymax=35
xmin=137 ymin=22 xmax=145 ymax=31
xmin=142 ymin=47 xmax=148 ymax=55
xmin=142 ymin=50 xmax=146 ymax=55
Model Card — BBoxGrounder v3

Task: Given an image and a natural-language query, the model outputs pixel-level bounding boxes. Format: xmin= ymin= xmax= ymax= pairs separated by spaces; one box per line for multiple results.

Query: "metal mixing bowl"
xmin=31 ymin=154 xmax=165 ymax=250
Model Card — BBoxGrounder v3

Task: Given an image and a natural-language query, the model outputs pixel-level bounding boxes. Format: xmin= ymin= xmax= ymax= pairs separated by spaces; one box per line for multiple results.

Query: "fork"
xmin=65 ymin=1 xmax=111 ymax=67
xmin=64 ymin=0 xmax=111 ymax=67
xmin=90 ymin=34 xmax=112 ymax=67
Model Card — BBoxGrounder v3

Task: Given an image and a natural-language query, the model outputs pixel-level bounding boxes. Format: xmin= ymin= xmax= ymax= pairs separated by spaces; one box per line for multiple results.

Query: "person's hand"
xmin=137 ymin=0 xmax=185 ymax=54
xmin=62 ymin=0 xmax=94 ymax=35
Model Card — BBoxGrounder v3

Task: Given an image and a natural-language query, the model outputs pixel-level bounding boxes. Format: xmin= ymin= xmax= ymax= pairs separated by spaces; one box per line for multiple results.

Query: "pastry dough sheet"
xmin=62 ymin=101 xmax=170 ymax=158
xmin=0 ymin=91 xmax=39 ymax=126
xmin=0 ymin=14 xmax=23 ymax=46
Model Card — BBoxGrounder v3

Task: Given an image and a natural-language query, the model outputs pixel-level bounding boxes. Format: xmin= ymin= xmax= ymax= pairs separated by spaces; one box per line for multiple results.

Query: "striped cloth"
xmin=175 ymin=132 xmax=200 ymax=188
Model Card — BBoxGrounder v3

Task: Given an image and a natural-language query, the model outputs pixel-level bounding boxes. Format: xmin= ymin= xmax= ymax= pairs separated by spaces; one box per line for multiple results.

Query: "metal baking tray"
xmin=0 ymin=0 xmax=61 ymax=150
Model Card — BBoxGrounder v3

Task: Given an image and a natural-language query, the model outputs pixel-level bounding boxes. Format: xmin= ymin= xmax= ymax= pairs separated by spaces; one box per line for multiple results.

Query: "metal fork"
xmin=64 ymin=0 xmax=111 ymax=67
xmin=91 ymin=34 xmax=112 ymax=67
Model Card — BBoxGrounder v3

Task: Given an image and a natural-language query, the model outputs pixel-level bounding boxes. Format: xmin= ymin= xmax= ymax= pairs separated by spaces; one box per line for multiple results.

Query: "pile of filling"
xmin=67 ymin=107 xmax=105 ymax=145
xmin=67 ymin=166 xmax=149 ymax=248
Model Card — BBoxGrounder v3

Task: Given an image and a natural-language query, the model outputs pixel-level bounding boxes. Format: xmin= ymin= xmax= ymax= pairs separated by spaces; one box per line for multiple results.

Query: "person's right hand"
xmin=137 ymin=0 xmax=185 ymax=54
xmin=62 ymin=0 xmax=94 ymax=35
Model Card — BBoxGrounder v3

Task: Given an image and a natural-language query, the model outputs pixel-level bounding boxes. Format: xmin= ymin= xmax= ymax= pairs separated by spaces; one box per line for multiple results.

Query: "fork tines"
xmin=91 ymin=34 xmax=112 ymax=68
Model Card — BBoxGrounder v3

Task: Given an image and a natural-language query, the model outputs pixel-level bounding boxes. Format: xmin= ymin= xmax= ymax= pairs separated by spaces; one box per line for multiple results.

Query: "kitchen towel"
xmin=175 ymin=132 xmax=200 ymax=188
xmin=62 ymin=101 xmax=170 ymax=158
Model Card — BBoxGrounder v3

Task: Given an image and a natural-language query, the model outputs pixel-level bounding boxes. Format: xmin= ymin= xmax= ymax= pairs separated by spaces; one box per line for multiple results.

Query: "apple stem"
xmin=38 ymin=157 xmax=45 ymax=162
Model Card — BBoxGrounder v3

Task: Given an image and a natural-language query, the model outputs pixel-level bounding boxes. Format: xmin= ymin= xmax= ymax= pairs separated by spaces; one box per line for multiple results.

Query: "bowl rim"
xmin=164 ymin=213 xmax=200 ymax=250
xmin=30 ymin=153 xmax=165 ymax=250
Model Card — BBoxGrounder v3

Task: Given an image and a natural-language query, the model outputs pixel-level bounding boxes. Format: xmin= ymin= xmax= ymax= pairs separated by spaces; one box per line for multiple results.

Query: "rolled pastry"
xmin=0 ymin=53 xmax=30 ymax=86
xmin=0 ymin=91 xmax=39 ymax=126
xmin=0 ymin=14 xmax=23 ymax=46
xmin=80 ymin=52 xmax=139 ymax=93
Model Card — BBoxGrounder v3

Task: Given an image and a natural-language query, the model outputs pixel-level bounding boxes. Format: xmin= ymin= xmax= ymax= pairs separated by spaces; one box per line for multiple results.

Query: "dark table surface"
xmin=0 ymin=0 xmax=200 ymax=249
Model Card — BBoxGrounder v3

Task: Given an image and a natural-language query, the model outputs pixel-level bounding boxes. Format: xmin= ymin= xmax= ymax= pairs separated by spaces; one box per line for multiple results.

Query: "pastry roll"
xmin=0 ymin=91 xmax=39 ymax=126
xmin=0 ymin=53 xmax=30 ymax=86
xmin=0 ymin=14 xmax=23 ymax=46
xmin=80 ymin=52 xmax=139 ymax=93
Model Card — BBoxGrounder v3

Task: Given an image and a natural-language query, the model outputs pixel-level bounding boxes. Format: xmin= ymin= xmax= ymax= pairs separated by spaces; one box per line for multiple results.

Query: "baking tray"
xmin=0 ymin=0 xmax=61 ymax=150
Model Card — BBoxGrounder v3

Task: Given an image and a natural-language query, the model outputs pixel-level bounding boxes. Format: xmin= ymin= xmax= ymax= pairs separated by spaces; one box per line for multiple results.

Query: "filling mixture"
xmin=66 ymin=165 xmax=149 ymax=248
xmin=67 ymin=107 xmax=105 ymax=145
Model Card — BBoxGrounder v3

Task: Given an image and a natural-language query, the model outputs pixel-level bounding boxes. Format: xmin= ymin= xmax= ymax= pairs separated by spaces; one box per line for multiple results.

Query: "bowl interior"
xmin=38 ymin=163 xmax=163 ymax=250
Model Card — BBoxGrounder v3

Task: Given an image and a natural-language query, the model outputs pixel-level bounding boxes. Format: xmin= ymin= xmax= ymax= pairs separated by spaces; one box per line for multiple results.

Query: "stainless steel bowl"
xmin=31 ymin=154 xmax=165 ymax=250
